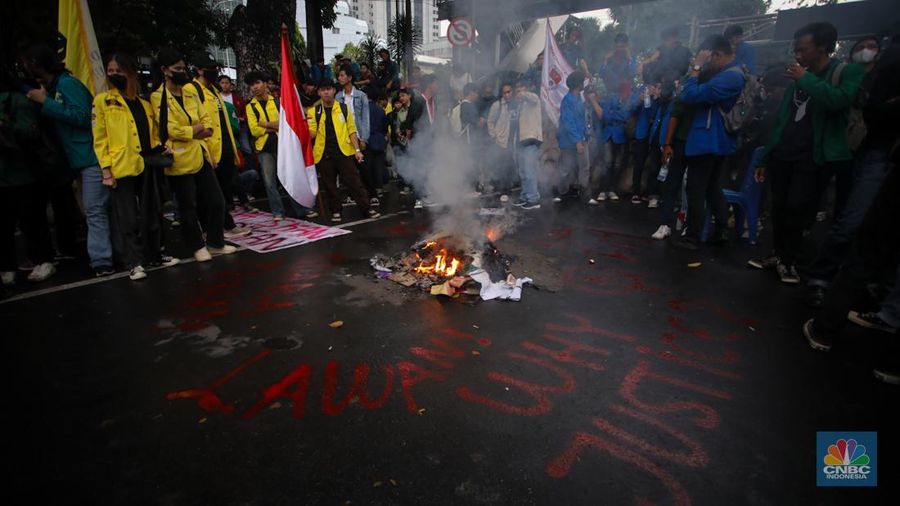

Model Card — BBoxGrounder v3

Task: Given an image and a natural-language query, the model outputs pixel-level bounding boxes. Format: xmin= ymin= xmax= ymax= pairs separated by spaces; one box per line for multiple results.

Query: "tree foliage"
xmin=387 ymin=13 xmax=422 ymax=72
xmin=228 ymin=0 xmax=298 ymax=89
xmin=610 ymin=0 xmax=771 ymax=53
xmin=358 ymin=33 xmax=384 ymax=67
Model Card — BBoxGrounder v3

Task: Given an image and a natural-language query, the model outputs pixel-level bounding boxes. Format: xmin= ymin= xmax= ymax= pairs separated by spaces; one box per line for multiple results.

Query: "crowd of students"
xmin=1 ymin=19 xmax=898 ymax=381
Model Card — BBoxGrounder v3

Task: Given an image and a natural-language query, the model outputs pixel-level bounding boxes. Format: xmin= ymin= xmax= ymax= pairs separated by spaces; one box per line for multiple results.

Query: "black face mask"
xmin=108 ymin=74 xmax=127 ymax=91
xmin=170 ymin=71 xmax=190 ymax=85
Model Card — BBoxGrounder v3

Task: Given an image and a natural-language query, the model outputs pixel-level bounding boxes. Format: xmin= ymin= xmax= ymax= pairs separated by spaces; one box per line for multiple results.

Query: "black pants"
xmin=684 ymin=153 xmax=728 ymax=241
xmin=140 ymin=166 xmax=165 ymax=264
xmin=813 ymin=162 xmax=900 ymax=339
xmin=168 ymin=163 xmax=226 ymax=251
xmin=659 ymin=140 xmax=688 ymax=228
xmin=48 ymin=177 xmax=81 ymax=256
xmin=360 ymin=148 xmax=387 ymax=196
xmin=318 ymin=155 xmax=370 ymax=215
xmin=214 ymin=147 xmax=237 ymax=230
xmin=108 ymin=176 xmax=142 ymax=269
xmin=769 ymin=158 xmax=822 ymax=267
xmin=632 ymin=138 xmax=661 ymax=196
xmin=0 ymin=184 xmax=54 ymax=271
xmin=808 ymin=159 xmax=854 ymax=228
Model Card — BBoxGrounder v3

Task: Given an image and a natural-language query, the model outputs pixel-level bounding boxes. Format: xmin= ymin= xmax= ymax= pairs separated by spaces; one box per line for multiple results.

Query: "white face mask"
xmin=852 ymin=48 xmax=878 ymax=64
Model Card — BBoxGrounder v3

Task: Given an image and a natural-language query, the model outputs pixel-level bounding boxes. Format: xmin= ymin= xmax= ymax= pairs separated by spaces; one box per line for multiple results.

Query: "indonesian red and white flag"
xmin=277 ymin=27 xmax=318 ymax=208
xmin=540 ymin=19 xmax=574 ymax=127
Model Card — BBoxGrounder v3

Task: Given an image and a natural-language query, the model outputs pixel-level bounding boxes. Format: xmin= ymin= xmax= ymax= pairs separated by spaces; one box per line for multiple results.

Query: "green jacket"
xmin=0 ymin=92 xmax=40 ymax=187
xmin=758 ymin=59 xmax=864 ymax=167
xmin=43 ymin=72 xmax=98 ymax=170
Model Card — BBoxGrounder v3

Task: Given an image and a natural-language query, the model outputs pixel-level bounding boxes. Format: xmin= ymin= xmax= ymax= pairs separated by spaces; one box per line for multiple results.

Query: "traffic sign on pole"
xmin=447 ymin=17 xmax=475 ymax=47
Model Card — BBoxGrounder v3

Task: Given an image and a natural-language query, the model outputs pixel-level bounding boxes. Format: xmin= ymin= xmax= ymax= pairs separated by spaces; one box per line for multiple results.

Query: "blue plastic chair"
xmin=702 ymin=146 xmax=765 ymax=244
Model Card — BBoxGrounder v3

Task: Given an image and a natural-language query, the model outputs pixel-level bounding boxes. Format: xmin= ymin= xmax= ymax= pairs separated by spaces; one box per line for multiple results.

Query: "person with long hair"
xmin=92 ymin=53 xmax=180 ymax=281
xmin=150 ymin=48 xmax=234 ymax=262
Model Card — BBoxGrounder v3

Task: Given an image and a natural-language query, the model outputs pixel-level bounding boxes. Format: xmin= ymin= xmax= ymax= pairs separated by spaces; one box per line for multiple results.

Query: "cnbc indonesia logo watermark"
xmin=817 ymin=432 xmax=877 ymax=487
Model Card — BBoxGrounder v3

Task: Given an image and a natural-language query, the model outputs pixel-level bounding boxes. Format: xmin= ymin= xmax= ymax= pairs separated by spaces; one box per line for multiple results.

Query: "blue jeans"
xmin=80 ymin=165 xmax=112 ymax=268
xmin=258 ymin=152 xmax=285 ymax=217
xmin=808 ymin=148 xmax=891 ymax=288
xmin=516 ymin=144 xmax=540 ymax=204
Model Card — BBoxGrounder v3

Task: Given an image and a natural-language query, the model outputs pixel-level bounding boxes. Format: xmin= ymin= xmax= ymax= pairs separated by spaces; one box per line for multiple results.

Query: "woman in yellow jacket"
xmin=150 ymin=48 xmax=234 ymax=262
xmin=188 ymin=52 xmax=250 ymax=239
xmin=92 ymin=53 xmax=178 ymax=281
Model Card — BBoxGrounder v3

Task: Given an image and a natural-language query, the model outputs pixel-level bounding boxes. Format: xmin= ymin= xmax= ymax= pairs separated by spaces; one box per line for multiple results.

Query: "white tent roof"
xmin=497 ymin=16 xmax=570 ymax=74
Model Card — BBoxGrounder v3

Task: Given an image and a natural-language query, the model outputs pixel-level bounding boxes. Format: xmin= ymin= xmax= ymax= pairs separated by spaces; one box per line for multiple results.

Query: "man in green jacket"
xmin=750 ymin=22 xmax=863 ymax=284
xmin=23 ymin=45 xmax=113 ymax=276
xmin=0 ymin=84 xmax=56 ymax=283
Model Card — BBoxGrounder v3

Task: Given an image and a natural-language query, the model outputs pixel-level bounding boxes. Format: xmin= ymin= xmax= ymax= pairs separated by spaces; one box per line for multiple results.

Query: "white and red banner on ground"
xmin=540 ymin=19 xmax=574 ymax=127
xmin=227 ymin=211 xmax=350 ymax=253
xmin=277 ymin=27 xmax=318 ymax=209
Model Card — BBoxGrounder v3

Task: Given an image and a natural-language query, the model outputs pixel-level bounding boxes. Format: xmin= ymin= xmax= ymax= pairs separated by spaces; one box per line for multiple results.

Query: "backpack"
xmin=831 ymin=62 xmax=868 ymax=151
xmin=315 ymin=102 xmax=348 ymax=126
xmin=448 ymin=101 xmax=469 ymax=139
xmin=249 ymin=98 xmax=281 ymax=153
xmin=718 ymin=66 xmax=766 ymax=133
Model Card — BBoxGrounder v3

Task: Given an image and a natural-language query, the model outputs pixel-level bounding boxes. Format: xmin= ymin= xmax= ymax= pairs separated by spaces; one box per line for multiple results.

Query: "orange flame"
xmin=485 ymin=227 xmax=499 ymax=242
xmin=415 ymin=248 xmax=461 ymax=277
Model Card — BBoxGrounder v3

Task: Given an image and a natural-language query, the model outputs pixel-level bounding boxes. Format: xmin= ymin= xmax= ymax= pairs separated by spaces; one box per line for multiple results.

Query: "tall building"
xmin=208 ymin=0 xmax=245 ymax=78
xmin=297 ymin=1 xmax=369 ymax=62
xmin=348 ymin=1 xmax=441 ymax=44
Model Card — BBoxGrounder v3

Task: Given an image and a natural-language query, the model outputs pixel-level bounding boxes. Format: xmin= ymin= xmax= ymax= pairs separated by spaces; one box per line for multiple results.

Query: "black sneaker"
xmin=511 ymin=199 xmax=528 ymax=207
xmin=777 ymin=263 xmax=800 ymax=284
xmin=873 ymin=364 xmax=900 ymax=385
xmin=522 ymin=202 xmax=541 ymax=210
xmin=305 ymin=210 xmax=319 ymax=219
xmin=847 ymin=311 xmax=898 ymax=333
xmin=808 ymin=285 xmax=827 ymax=308
xmin=803 ymin=318 xmax=833 ymax=352
xmin=367 ymin=209 xmax=381 ymax=219
xmin=674 ymin=236 xmax=699 ymax=250
xmin=94 ymin=265 xmax=115 ymax=277
xmin=342 ymin=196 xmax=354 ymax=207
xmin=748 ymin=255 xmax=779 ymax=270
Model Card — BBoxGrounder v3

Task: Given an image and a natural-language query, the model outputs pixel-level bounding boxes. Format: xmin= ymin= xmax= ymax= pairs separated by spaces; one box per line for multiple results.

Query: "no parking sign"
xmin=447 ymin=17 xmax=475 ymax=47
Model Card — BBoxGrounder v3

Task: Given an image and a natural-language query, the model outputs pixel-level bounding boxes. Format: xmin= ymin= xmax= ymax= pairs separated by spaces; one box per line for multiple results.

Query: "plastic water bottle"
xmin=643 ymin=87 xmax=652 ymax=108
xmin=657 ymin=157 xmax=670 ymax=182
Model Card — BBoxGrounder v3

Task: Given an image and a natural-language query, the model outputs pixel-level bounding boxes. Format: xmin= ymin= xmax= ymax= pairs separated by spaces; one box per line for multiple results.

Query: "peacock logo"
xmin=823 ymin=439 xmax=870 ymax=466
xmin=817 ymin=432 xmax=877 ymax=486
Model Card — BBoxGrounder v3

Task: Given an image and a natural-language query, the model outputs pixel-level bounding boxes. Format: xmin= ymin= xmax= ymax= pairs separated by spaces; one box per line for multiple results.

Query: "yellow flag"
xmin=58 ymin=0 xmax=106 ymax=94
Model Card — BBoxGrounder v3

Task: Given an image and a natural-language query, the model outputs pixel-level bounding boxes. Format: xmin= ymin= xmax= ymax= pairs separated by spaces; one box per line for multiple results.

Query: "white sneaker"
xmin=648 ymin=198 xmax=659 ymax=209
xmin=499 ymin=194 xmax=510 ymax=203
xmin=552 ymin=196 xmax=562 ymax=203
xmin=331 ymin=212 xmax=342 ymax=222
xmin=159 ymin=255 xmax=181 ymax=267
xmin=608 ymin=192 xmax=620 ymax=201
xmin=273 ymin=215 xmax=284 ymax=222
xmin=128 ymin=265 xmax=147 ymax=281
xmin=370 ymin=197 xmax=380 ymax=207
xmin=209 ymin=245 xmax=238 ymax=255
xmin=651 ymin=225 xmax=672 ymax=240
xmin=194 ymin=247 xmax=212 ymax=262
xmin=224 ymin=226 xmax=252 ymax=239
xmin=1 ymin=271 xmax=15 ymax=286
xmin=467 ymin=191 xmax=482 ymax=198
xmin=596 ymin=192 xmax=607 ymax=201
xmin=414 ymin=199 xmax=424 ymax=209
xmin=587 ymin=198 xmax=600 ymax=205
xmin=27 ymin=262 xmax=56 ymax=282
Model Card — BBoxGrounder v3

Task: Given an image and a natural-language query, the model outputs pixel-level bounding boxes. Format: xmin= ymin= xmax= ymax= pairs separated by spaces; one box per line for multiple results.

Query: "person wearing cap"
xmin=150 ymin=48 xmax=235 ymax=262
xmin=190 ymin=52 xmax=251 ymax=239
xmin=307 ymin=78 xmax=379 ymax=223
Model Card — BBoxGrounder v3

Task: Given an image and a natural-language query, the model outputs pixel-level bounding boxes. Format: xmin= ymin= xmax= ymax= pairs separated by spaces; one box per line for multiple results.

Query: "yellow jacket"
xmin=307 ymin=102 xmax=357 ymax=164
xmin=190 ymin=79 xmax=239 ymax=165
xmin=92 ymin=88 xmax=158 ymax=179
xmin=246 ymin=96 xmax=279 ymax=152
xmin=150 ymin=84 xmax=211 ymax=176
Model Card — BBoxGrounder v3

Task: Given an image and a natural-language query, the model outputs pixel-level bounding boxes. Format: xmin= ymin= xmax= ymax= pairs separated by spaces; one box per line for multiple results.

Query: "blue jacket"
xmin=634 ymin=97 xmax=660 ymax=141
xmin=44 ymin=72 xmax=98 ymax=170
xmin=366 ymin=100 xmax=388 ymax=152
xmin=600 ymin=92 xmax=640 ymax=144
xmin=557 ymin=92 xmax=587 ymax=150
xmin=649 ymin=99 xmax=671 ymax=146
xmin=734 ymin=41 xmax=757 ymax=75
xmin=679 ymin=63 xmax=745 ymax=157
xmin=336 ymin=86 xmax=370 ymax=142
